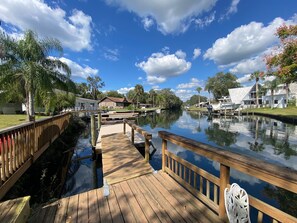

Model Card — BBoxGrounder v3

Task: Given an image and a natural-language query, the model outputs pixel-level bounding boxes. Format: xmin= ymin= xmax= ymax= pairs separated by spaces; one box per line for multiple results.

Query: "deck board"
xmin=101 ymin=132 xmax=153 ymax=185
xmin=28 ymin=172 xmax=223 ymax=223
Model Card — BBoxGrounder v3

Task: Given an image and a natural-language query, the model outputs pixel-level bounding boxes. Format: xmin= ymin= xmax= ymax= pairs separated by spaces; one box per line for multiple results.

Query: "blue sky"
xmin=0 ymin=0 xmax=296 ymax=101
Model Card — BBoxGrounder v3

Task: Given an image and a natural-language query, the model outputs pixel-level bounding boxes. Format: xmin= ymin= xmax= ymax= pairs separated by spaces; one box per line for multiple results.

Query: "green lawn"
xmin=243 ymin=106 xmax=297 ymax=118
xmin=0 ymin=114 xmax=49 ymax=130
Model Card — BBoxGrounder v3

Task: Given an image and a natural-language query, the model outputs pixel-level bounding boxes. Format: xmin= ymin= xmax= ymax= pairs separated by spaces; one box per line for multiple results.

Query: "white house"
xmin=74 ymin=97 xmax=98 ymax=110
xmin=262 ymin=83 xmax=297 ymax=108
xmin=228 ymin=84 xmax=262 ymax=108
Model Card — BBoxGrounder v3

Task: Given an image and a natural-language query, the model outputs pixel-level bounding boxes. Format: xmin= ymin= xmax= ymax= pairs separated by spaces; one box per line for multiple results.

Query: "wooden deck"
xmin=101 ymin=132 xmax=153 ymax=185
xmin=0 ymin=196 xmax=30 ymax=223
xmin=28 ymin=172 xmax=222 ymax=223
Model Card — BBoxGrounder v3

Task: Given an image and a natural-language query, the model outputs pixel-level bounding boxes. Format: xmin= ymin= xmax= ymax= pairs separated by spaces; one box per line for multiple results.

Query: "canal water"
xmin=136 ymin=110 xmax=297 ymax=220
xmin=61 ymin=124 xmax=103 ymax=198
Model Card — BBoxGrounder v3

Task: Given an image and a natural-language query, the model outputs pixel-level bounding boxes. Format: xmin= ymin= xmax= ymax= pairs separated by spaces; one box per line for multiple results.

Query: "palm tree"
xmin=0 ymin=30 xmax=74 ymax=121
xmin=134 ymin=84 xmax=144 ymax=109
xmin=196 ymin=87 xmax=202 ymax=107
xmin=249 ymin=71 xmax=264 ymax=108
xmin=264 ymin=78 xmax=279 ymax=109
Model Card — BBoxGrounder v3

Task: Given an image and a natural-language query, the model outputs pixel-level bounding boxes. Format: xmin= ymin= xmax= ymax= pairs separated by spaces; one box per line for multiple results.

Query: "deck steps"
xmin=0 ymin=196 xmax=30 ymax=223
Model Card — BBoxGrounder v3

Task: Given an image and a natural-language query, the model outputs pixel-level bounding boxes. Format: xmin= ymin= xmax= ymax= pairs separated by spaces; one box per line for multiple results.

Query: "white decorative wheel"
xmin=224 ymin=183 xmax=251 ymax=223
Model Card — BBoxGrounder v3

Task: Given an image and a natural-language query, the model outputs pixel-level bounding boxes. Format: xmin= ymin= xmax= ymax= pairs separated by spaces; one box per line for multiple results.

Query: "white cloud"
xmin=57 ymin=57 xmax=98 ymax=79
xmin=175 ymin=50 xmax=187 ymax=59
xmin=229 ymin=56 xmax=265 ymax=74
xmin=193 ymin=48 xmax=201 ymax=60
xmin=152 ymin=85 xmax=160 ymax=90
xmin=117 ymin=87 xmax=134 ymax=94
xmin=227 ymin=0 xmax=240 ymax=15
xmin=236 ymin=74 xmax=251 ymax=84
xmin=136 ymin=51 xmax=191 ymax=84
xmin=195 ymin=11 xmax=215 ymax=28
xmin=0 ymin=0 xmax=92 ymax=51
xmin=177 ymin=78 xmax=202 ymax=89
xmin=105 ymin=0 xmax=217 ymax=34
xmin=174 ymin=89 xmax=195 ymax=101
xmin=142 ymin=17 xmax=154 ymax=31
xmin=138 ymin=77 xmax=143 ymax=80
xmin=104 ymin=48 xmax=120 ymax=61
xmin=204 ymin=17 xmax=296 ymax=65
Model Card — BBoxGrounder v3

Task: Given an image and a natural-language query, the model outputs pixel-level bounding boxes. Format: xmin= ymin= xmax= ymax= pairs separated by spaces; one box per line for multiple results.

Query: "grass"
xmin=243 ymin=106 xmax=297 ymax=118
xmin=0 ymin=114 xmax=50 ymax=130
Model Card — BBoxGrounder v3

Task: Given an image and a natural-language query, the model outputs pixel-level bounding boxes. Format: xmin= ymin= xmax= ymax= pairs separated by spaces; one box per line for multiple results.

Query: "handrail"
xmin=0 ymin=113 xmax=71 ymax=199
xmin=159 ymin=130 xmax=297 ymax=222
xmin=123 ymin=119 xmax=152 ymax=162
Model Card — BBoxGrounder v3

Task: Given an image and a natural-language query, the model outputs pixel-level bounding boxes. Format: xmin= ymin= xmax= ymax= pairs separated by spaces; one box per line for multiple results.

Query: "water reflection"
xmin=62 ymin=125 xmax=102 ymax=197
xmin=136 ymin=110 xmax=297 ymax=218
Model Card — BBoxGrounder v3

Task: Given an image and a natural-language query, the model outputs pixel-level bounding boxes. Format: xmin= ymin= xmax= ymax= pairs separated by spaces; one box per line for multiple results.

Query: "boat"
xmin=211 ymin=96 xmax=240 ymax=112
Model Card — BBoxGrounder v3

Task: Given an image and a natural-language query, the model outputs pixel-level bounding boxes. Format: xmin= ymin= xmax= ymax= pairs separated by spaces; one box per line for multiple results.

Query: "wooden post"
xmin=131 ymin=128 xmax=134 ymax=144
xmin=162 ymin=139 xmax=167 ymax=172
xmin=123 ymin=121 xmax=126 ymax=134
xmin=144 ymin=138 xmax=150 ymax=163
xmin=91 ymin=114 xmax=96 ymax=147
xmin=97 ymin=112 xmax=101 ymax=130
xmin=219 ymin=164 xmax=230 ymax=219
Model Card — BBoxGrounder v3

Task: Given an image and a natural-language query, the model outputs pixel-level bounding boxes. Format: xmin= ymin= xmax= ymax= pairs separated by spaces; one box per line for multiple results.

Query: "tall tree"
xmin=196 ymin=86 xmax=202 ymax=107
xmin=87 ymin=75 xmax=105 ymax=100
xmin=0 ymin=30 xmax=74 ymax=120
xmin=266 ymin=24 xmax=297 ymax=105
xmin=134 ymin=84 xmax=144 ymax=108
xmin=149 ymin=89 xmax=157 ymax=107
xmin=264 ymin=78 xmax=280 ymax=109
xmin=205 ymin=72 xmax=240 ymax=100
xmin=249 ymin=71 xmax=264 ymax=107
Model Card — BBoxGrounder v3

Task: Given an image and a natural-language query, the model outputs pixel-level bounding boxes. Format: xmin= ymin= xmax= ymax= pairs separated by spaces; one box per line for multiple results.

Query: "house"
xmin=228 ymin=84 xmax=263 ymax=108
xmin=99 ymin=97 xmax=131 ymax=109
xmin=262 ymin=82 xmax=297 ymax=108
xmin=74 ymin=97 xmax=98 ymax=110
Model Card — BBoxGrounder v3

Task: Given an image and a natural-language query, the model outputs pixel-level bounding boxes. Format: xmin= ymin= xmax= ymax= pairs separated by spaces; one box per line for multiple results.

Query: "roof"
xmin=228 ymin=85 xmax=254 ymax=104
xmin=99 ymin=96 xmax=130 ymax=103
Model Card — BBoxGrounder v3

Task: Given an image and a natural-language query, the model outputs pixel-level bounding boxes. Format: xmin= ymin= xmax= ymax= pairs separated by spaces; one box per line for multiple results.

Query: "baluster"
xmin=206 ymin=180 xmax=210 ymax=198
xmin=4 ymin=134 xmax=9 ymax=178
xmin=200 ymin=176 xmax=203 ymax=194
xmin=194 ymin=173 xmax=197 ymax=189
xmin=1 ymin=135 xmax=6 ymax=181
xmin=162 ymin=139 xmax=167 ymax=172
xmin=257 ymin=211 xmax=263 ymax=223
xmin=214 ymin=185 xmax=218 ymax=204
xmin=12 ymin=132 xmax=16 ymax=172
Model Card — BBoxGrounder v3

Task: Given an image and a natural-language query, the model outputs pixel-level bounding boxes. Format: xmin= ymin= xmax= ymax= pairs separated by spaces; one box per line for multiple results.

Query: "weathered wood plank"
xmin=97 ymin=187 xmax=112 ymax=223
xmin=139 ymin=175 xmax=186 ymax=223
xmin=54 ymin=197 xmax=70 ymax=223
xmin=106 ymin=186 xmax=124 ymax=223
xmin=66 ymin=194 xmax=79 ymax=223
xmin=112 ymin=183 xmax=137 ymax=223
xmin=87 ymin=189 xmax=100 ymax=223
xmin=119 ymin=180 xmax=148 ymax=222
xmin=101 ymin=132 xmax=153 ymax=185
xmin=127 ymin=179 xmax=161 ymax=223
xmin=77 ymin=191 xmax=88 ymax=222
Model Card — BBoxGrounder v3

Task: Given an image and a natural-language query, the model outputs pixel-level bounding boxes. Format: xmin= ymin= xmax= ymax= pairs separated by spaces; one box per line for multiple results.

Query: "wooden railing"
xmin=159 ymin=131 xmax=297 ymax=223
xmin=0 ymin=113 xmax=71 ymax=199
xmin=123 ymin=119 xmax=152 ymax=162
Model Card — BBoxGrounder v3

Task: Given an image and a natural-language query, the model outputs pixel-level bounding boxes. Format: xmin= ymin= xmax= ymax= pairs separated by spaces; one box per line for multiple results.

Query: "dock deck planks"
xmin=28 ymin=172 xmax=222 ymax=223
xmin=101 ymin=132 xmax=153 ymax=185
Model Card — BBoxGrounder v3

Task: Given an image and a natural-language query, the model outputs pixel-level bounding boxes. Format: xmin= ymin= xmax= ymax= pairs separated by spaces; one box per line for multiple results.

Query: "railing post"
xmin=144 ymin=137 xmax=150 ymax=163
xmin=219 ymin=164 xmax=230 ymax=219
xmin=131 ymin=127 xmax=134 ymax=144
xmin=97 ymin=112 xmax=101 ymax=130
xmin=162 ymin=139 xmax=167 ymax=172
xmin=91 ymin=114 xmax=96 ymax=147
xmin=123 ymin=120 xmax=126 ymax=134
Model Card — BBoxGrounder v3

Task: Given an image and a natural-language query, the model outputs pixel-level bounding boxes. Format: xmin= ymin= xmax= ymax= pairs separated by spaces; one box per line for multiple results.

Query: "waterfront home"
xmin=228 ymin=84 xmax=263 ymax=108
xmin=74 ymin=97 xmax=98 ymax=110
xmin=99 ymin=96 xmax=131 ymax=109
xmin=262 ymin=83 xmax=297 ymax=108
